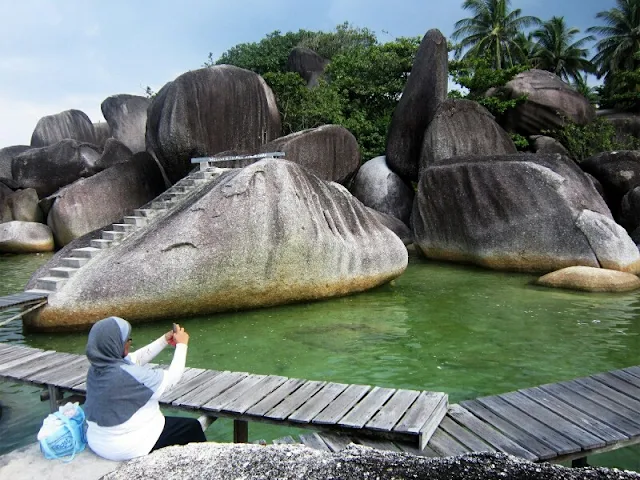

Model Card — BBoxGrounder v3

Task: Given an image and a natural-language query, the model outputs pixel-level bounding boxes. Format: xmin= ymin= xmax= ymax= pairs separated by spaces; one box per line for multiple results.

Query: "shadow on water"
xmin=0 ymin=252 xmax=639 ymax=470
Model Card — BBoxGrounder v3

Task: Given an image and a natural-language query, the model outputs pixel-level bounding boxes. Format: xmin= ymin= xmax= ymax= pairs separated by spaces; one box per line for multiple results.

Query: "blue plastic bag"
xmin=37 ymin=403 xmax=87 ymax=462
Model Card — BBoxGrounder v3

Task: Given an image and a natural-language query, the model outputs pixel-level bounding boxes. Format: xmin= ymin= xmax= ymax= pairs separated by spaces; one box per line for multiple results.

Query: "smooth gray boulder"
xmin=0 ymin=145 xmax=31 ymax=179
xmin=366 ymin=207 xmax=413 ymax=245
xmin=146 ymin=65 xmax=281 ymax=183
xmin=351 ymin=156 xmax=414 ymax=225
xmin=0 ymin=182 xmax=14 ymax=222
xmin=25 ymin=158 xmax=407 ymax=331
xmin=30 ymin=109 xmax=96 ymax=147
xmin=12 ymin=140 xmax=102 ymax=198
xmin=498 ymin=69 xmax=596 ymax=136
xmin=386 ymin=29 xmax=448 ymax=181
xmin=259 ymin=125 xmax=360 ymax=184
xmin=621 ymin=186 xmax=640 ymax=232
xmin=101 ymin=94 xmax=150 ymax=153
xmin=412 ymin=153 xmax=640 ymax=273
xmin=599 ymin=110 xmax=640 ymax=145
xmin=93 ymin=122 xmax=111 ymax=148
xmin=0 ymin=221 xmax=54 ymax=253
xmin=7 ymin=188 xmax=43 ymax=223
xmin=102 ymin=443 xmax=638 ymax=480
xmin=530 ymin=135 xmax=570 ymax=156
xmin=47 ymin=153 xmax=165 ymax=246
xmin=420 ymin=99 xmax=516 ymax=171
xmin=94 ymin=138 xmax=134 ymax=170
xmin=287 ymin=46 xmax=329 ymax=87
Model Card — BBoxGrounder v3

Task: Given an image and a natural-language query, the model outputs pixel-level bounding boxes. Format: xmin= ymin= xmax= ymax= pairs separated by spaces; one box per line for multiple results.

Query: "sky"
xmin=0 ymin=0 xmax=615 ymax=147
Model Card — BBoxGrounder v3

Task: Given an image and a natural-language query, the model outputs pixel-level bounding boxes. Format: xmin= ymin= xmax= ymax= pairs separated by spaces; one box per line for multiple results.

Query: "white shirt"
xmin=86 ymin=336 xmax=187 ymax=461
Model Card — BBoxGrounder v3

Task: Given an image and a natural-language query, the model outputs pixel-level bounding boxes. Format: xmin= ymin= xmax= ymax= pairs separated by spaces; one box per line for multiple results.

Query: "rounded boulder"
xmin=0 ymin=221 xmax=54 ymax=253
xmin=30 ymin=109 xmax=96 ymax=147
xmin=101 ymin=94 xmax=150 ymax=153
xmin=537 ymin=266 xmax=640 ymax=292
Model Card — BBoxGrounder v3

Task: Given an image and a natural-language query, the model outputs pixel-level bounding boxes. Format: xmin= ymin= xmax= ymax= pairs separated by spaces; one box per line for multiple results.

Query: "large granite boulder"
xmin=30 ymin=109 xmax=96 ymax=147
xmin=287 ymin=47 xmax=329 ymax=87
xmin=146 ymin=65 xmax=281 ymax=183
xmin=620 ymin=186 xmax=640 ymax=232
xmin=12 ymin=140 xmax=102 ymax=198
xmin=25 ymin=158 xmax=407 ymax=331
xmin=530 ymin=135 xmax=570 ymax=156
xmin=47 ymin=153 xmax=165 ymax=246
xmin=0 ymin=182 xmax=14 ymax=222
xmin=93 ymin=122 xmax=111 ymax=148
xmin=0 ymin=221 xmax=54 ymax=253
xmin=598 ymin=110 xmax=640 ymax=145
xmin=412 ymin=153 xmax=640 ymax=273
xmin=366 ymin=207 xmax=413 ymax=245
xmin=580 ymin=150 xmax=640 ymax=219
xmin=101 ymin=94 xmax=150 ymax=153
xmin=259 ymin=125 xmax=360 ymax=184
xmin=498 ymin=69 xmax=596 ymax=136
xmin=350 ymin=156 xmax=414 ymax=225
xmin=420 ymin=99 xmax=516 ymax=171
xmin=386 ymin=29 xmax=448 ymax=182
xmin=102 ymin=443 xmax=639 ymax=480
xmin=537 ymin=266 xmax=640 ymax=292
xmin=6 ymin=188 xmax=43 ymax=223
xmin=0 ymin=145 xmax=31 ymax=179
xmin=94 ymin=138 xmax=134 ymax=170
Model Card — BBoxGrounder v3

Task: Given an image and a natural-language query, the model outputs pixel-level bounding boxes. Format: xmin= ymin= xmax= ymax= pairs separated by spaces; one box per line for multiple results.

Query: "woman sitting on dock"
xmin=83 ymin=316 xmax=207 ymax=461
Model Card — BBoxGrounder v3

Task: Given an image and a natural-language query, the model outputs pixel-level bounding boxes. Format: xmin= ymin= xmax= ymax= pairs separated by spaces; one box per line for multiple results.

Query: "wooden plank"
xmin=394 ymin=391 xmax=445 ymax=434
xmin=266 ymin=380 xmax=326 ymax=421
xmin=312 ymin=384 xmax=371 ymax=425
xmin=174 ymin=371 xmax=247 ymax=408
xmin=356 ymin=437 xmax=402 ymax=452
xmin=624 ymin=366 xmax=640 ymax=379
xmin=318 ymin=433 xmax=352 ymax=452
xmin=203 ymin=374 xmax=267 ymax=411
xmin=439 ymin=416 xmax=495 ymax=453
xmin=161 ymin=369 xmax=217 ymax=403
xmin=521 ymin=387 xmax=627 ymax=444
xmin=224 ymin=375 xmax=288 ymax=414
xmin=245 ymin=378 xmax=306 ymax=417
xmin=6 ymin=353 xmax=79 ymax=381
xmin=575 ymin=377 xmax=640 ymax=412
xmin=0 ymin=351 xmax=59 ymax=377
xmin=299 ymin=433 xmax=331 ymax=452
xmin=592 ymin=372 xmax=640 ymax=401
xmin=609 ymin=370 xmax=640 ymax=390
xmin=539 ymin=383 xmax=640 ymax=437
xmin=499 ymin=391 xmax=606 ymax=449
xmin=474 ymin=395 xmax=581 ymax=455
xmin=288 ymin=382 xmax=348 ymax=423
xmin=0 ymin=347 xmax=44 ymax=365
xmin=338 ymin=386 xmax=395 ymax=429
xmin=0 ymin=343 xmax=19 ymax=354
xmin=460 ymin=400 xmax=558 ymax=460
xmin=26 ymin=356 xmax=87 ymax=385
xmin=428 ymin=428 xmax=471 ymax=457
xmin=366 ymin=389 xmax=420 ymax=432
xmin=447 ymin=404 xmax=538 ymax=461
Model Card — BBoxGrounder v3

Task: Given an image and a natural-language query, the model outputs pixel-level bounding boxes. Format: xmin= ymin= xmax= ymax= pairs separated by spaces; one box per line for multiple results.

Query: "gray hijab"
xmin=84 ymin=317 xmax=163 ymax=427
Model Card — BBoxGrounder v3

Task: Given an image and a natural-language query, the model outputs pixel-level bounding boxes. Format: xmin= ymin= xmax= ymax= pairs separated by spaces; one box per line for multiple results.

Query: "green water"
xmin=1 ymin=252 xmax=639 ymax=471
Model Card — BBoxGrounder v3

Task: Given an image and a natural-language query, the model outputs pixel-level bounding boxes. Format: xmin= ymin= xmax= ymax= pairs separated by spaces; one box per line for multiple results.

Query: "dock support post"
xmin=233 ymin=420 xmax=248 ymax=443
xmin=47 ymin=385 xmax=61 ymax=413
xmin=572 ymin=457 xmax=588 ymax=468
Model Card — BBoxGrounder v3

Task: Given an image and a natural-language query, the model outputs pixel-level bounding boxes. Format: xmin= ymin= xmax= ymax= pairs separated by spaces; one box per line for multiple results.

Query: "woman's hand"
xmin=174 ymin=326 xmax=190 ymax=345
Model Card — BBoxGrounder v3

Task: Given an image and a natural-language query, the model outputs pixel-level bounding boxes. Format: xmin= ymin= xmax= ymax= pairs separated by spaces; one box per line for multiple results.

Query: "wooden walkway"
xmin=1 ymin=343 xmax=639 ymax=464
xmin=0 ymin=343 xmax=446 ymax=450
xmin=0 ymin=292 xmax=48 ymax=312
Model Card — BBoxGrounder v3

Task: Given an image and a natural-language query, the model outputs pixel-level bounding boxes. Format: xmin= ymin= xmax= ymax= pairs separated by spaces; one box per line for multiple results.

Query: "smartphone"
xmin=172 ymin=323 xmax=178 ymax=333
xmin=169 ymin=323 xmax=178 ymax=346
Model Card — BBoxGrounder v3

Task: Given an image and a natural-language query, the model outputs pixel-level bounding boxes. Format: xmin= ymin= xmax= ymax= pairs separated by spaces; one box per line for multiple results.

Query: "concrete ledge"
xmin=0 ymin=443 xmax=120 ymax=480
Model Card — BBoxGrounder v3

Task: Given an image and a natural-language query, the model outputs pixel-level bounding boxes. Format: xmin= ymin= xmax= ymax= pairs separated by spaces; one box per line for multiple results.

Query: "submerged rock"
xmin=25 ymin=159 xmax=407 ymax=331
xmin=537 ymin=266 xmax=640 ymax=292
xmin=412 ymin=153 xmax=640 ymax=273
xmin=103 ymin=443 xmax=639 ymax=480
xmin=30 ymin=109 xmax=96 ymax=147
xmin=0 ymin=221 xmax=54 ymax=253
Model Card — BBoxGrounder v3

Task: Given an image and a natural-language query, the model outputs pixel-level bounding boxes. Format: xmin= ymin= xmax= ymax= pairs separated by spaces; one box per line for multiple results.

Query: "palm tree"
xmin=452 ymin=0 xmax=541 ymax=69
xmin=512 ymin=32 xmax=536 ymax=67
xmin=530 ymin=16 xmax=595 ymax=84
xmin=588 ymin=0 xmax=640 ymax=78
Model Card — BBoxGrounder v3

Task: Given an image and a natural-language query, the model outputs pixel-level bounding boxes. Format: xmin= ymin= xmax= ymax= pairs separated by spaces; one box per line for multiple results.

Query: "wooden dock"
xmin=1 ymin=343 xmax=639 ymax=465
xmin=0 ymin=292 xmax=48 ymax=312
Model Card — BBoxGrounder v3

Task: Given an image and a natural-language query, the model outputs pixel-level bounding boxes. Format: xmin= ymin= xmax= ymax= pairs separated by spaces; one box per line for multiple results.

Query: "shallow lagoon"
xmin=0 ymin=251 xmax=638 ymax=471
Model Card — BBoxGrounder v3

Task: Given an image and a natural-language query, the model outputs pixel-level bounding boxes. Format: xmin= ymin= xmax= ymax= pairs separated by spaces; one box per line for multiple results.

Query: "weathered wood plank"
xmin=356 ymin=437 xmax=402 ymax=452
xmin=366 ymin=389 xmax=420 ymax=432
xmin=575 ymin=377 xmax=640 ymax=412
xmin=624 ymin=366 xmax=640 ymax=380
xmin=428 ymin=428 xmax=471 ymax=456
xmin=203 ymin=374 xmax=267 ymax=411
xmin=539 ymin=383 xmax=640 ymax=437
xmin=0 ymin=351 xmax=60 ymax=377
xmin=339 ymin=386 xmax=395 ymax=429
xmin=288 ymin=382 xmax=348 ymax=423
xmin=591 ymin=373 xmax=640 ymax=402
xmin=266 ymin=380 xmax=326 ymax=421
xmin=439 ymin=415 xmax=496 ymax=453
xmin=26 ymin=356 xmax=88 ymax=385
xmin=160 ymin=369 xmax=215 ymax=403
xmin=318 ymin=433 xmax=353 ymax=452
xmin=460 ymin=400 xmax=558 ymax=460
xmin=0 ymin=347 xmax=45 ymax=366
xmin=224 ymin=375 xmax=288 ymax=414
xmin=393 ymin=391 xmax=445 ymax=434
xmin=299 ymin=433 xmax=331 ymax=452
xmin=609 ymin=370 xmax=640 ymax=390
xmin=520 ymin=387 xmax=627 ymax=444
xmin=245 ymin=378 xmax=306 ymax=417
xmin=448 ymin=404 xmax=538 ymax=461
xmin=312 ymin=384 xmax=371 ymax=425
xmin=174 ymin=372 xmax=247 ymax=408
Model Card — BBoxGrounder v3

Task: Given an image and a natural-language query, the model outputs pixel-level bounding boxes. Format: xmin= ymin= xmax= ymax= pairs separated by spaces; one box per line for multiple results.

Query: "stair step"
xmin=152 ymin=201 xmax=174 ymax=209
xmin=49 ymin=267 xmax=79 ymax=278
xmin=36 ymin=277 xmax=67 ymax=292
xmin=170 ymin=186 xmax=190 ymax=194
xmin=112 ymin=223 xmax=136 ymax=233
xmin=133 ymin=208 xmax=160 ymax=218
xmin=61 ymin=257 xmax=89 ymax=268
xmin=124 ymin=216 xmax=147 ymax=226
xmin=24 ymin=289 xmax=52 ymax=296
xmin=91 ymin=239 xmax=113 ymax=249
xmin=192 ymin=171 xmax=215 ymax=180
xmin=72 ymin=247 xmax=101 ymax=259
xmin=176 ymin=179 xmax=197 ymax=187
xmin=102 ymin=230 xmax=126 ymax=241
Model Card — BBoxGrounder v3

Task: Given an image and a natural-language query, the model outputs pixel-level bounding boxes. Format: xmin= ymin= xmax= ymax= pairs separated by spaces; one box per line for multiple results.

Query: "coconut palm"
xmin=588 ymin=0 xmax=640 ymax=78
xmin=452 ymin=0 xmax=541 ymax=69
xmin=530 ymin=16 xmax=595 ymax=84
xmin=512 ymin=32 xmax=536 ymax=67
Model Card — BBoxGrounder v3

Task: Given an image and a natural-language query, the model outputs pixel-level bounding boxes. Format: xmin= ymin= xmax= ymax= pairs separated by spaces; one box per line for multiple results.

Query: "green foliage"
xmin=509 ymin=132 xmax=530 ymax=150
xmin=297 ymin=22 xmax=377 ymax=60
